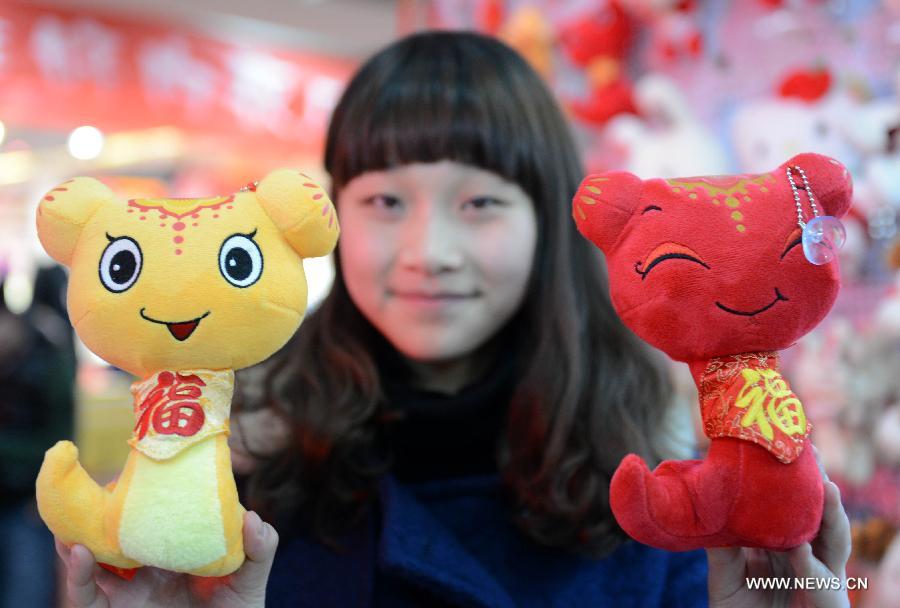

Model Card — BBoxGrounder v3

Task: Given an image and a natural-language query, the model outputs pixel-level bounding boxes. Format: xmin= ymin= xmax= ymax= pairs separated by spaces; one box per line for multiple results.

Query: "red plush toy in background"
xmin=573 ymin=152 xmax=852 ymax=551
xmin=778 ymin=66 xmax=833 ymax=103
xmin=559 ymin=2 xmax=640 ymax=127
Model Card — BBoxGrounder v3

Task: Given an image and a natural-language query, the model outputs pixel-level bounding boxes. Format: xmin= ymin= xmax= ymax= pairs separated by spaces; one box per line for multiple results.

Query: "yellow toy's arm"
xmin=36 ymin=177 xmax=115 ymax=267
xmin=255 ymin=169 xmax=340 ymax=259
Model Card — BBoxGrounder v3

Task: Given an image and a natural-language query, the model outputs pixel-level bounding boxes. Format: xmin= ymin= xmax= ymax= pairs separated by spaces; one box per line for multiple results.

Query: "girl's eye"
xmin=364 ymin=194 xmax=402 ymax=210
xmin=461 ymin=196 xmax=503 ymax=211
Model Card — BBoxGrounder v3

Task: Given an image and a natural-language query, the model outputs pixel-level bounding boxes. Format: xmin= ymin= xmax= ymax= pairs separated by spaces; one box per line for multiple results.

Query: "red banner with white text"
xmin=0 ymin=2 xmax=356 ymax=152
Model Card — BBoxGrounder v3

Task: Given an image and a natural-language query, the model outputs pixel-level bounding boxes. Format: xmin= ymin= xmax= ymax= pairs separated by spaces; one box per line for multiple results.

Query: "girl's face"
xmin=338 ymin=161 xmax=537 ymax=364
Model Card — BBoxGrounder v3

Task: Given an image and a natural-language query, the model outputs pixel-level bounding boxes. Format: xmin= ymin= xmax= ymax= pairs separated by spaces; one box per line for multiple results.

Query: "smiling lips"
xmin=139 ymin=308 xmax=210 ymax=341
xmin=393 ymin=292 xmax=475 ymax=300
xmin=715 ymin=288 xmax=788 ymax=317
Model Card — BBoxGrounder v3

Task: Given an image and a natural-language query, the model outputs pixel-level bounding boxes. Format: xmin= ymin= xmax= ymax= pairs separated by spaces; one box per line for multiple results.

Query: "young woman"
xmin=58 ymin=31 xmax=851 ymax=608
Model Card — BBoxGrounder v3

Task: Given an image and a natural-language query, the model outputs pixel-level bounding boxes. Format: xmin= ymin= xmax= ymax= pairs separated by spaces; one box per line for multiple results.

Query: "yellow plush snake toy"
xmin=34 ymin=170 xmax=338 ymax=576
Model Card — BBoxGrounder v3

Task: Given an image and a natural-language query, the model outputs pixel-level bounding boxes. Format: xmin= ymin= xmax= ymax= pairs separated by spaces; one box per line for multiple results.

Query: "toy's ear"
xmin=572 ymin=171 xmax=643 ymax=253
xmin=36 ymin=177 xmax=114 ymax=267
xmin=255 ymin=169 xmax=339 ymax=258
xmin=781 ymin=153 xmax=852 ymax=219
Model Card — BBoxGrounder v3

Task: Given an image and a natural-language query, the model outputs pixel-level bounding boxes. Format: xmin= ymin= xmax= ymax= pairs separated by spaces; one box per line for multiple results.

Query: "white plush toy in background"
xmin=841 ymin=74 xmax=900 ymax=243
xmin=605 ymin=74 xmax=728 ymax=178
xmin=731 ymin=94 xmax=860 ymax=174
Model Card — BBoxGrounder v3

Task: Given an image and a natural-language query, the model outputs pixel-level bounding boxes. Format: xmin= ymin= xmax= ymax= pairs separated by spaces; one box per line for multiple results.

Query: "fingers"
xmin=814 ymin=481 xmax=852 ymax=575
xmin=65 ymin=544 xmax=110 ymax=608
xmin=55 ymin=538 xmax=70 ymax=562
xmin=781 ymin=476 xmax=851 ymax=608
xmin=809 ymin=444 xmax=851 ymax=573
xmin=706 ymin=547 xmax=746 ymax=602
xmin=788 ymin=543 xmax=826 ymax=579
xmin=229 ymin=511 xmax=279 ymax=606
xmin=787 ymin=544 xmax=849 ymax=608
xmin=706 ymin=546 xmax=744 ymax=577
xmin=811 ymin=444 xmax=829 ymax=482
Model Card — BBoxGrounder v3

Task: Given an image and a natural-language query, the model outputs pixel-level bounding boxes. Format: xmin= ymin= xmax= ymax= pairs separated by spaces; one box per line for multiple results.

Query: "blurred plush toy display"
xmin=605 ymin=74 xmax=728 ymax=178
xmin=558 ymin=3 xmax=640 ymax=127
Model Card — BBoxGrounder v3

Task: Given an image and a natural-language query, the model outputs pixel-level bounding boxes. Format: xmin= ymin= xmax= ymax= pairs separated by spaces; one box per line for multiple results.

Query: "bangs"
xmin=325 ymin=32 xmax=544 ymax=197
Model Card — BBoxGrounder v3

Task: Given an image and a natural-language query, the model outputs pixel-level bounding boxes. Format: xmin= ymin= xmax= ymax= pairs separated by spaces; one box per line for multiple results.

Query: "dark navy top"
xmin=264 ymin=336 xmax=709 ymax=606
xmin=266 ymin=474 xmax=708 ymax=607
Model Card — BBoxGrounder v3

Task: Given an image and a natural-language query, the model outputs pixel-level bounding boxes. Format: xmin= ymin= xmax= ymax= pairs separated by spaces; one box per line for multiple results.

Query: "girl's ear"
xmin=36 ymin=177 xmax=113 ymax=267
xmin=255 ymin=169 xmax=340 ymax=259
xmin=780 ymin=153 xmax=853 ymax=219
xmin=572 ymin=171 xmax=643 ymax=253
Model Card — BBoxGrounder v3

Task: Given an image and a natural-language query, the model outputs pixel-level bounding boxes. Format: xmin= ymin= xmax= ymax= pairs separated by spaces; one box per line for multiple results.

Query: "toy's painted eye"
xmin=219 ymin=232 xmax=263 ymax=288
xmin=781 ymin=237 xmax=802 ymax=259
xmin=781 ymin=228 xmax=803 ymax=260
xmin=634 ymin=242 xmax=709 ymax=281
xmin=99 ymin=236 xmax=142 ymax=293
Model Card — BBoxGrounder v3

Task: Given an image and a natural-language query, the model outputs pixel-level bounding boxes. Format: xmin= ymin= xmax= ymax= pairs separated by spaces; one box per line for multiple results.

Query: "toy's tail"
xmin=610 ymin=437 xmax=824 ymax=551
xmin=36 ymin=441 xmax=139 ymax=568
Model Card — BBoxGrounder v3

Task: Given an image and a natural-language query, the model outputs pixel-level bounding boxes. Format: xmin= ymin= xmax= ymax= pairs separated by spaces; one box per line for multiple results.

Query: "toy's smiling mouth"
xmin=139 ymin=308 xmax=211 ymax=341
xmin=715 ymin=288 xmax=788 ymax=317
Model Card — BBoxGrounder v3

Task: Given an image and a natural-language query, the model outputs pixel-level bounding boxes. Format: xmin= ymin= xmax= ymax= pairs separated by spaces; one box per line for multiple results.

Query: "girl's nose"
xmin=398 ymin=211 xmax=464 ymax=274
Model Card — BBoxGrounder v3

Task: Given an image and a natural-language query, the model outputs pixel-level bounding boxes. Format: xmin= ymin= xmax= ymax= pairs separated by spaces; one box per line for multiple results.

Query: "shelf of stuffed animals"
xmin=429 ymin=0 xmax=900 ymax=186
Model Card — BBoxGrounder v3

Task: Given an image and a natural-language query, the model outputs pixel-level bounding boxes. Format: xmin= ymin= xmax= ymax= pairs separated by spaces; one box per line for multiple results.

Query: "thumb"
xmin=706 ymin=546 xmax=746 ymax=601
xmin=229 ymin=511 xmax=279 ymax=606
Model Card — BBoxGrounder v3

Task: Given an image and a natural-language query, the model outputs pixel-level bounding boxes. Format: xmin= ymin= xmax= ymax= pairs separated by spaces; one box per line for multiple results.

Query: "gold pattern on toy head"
xmin=665 ymin=173 xmax=775 ymax=234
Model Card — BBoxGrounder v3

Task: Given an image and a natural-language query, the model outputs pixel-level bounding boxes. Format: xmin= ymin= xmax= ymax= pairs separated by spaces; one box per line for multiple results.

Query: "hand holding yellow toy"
xmin=35 ymin=170 xmax=338 ymax=577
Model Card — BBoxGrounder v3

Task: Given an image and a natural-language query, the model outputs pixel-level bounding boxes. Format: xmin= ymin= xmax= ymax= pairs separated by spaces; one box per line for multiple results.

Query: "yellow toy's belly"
xmin=118 ymin=439 xmax=227 ymax=571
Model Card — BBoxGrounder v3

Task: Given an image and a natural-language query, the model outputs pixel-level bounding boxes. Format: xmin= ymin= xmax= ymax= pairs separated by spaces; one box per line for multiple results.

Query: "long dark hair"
xmin=238 ymin=31 xmax=674 ymax=556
